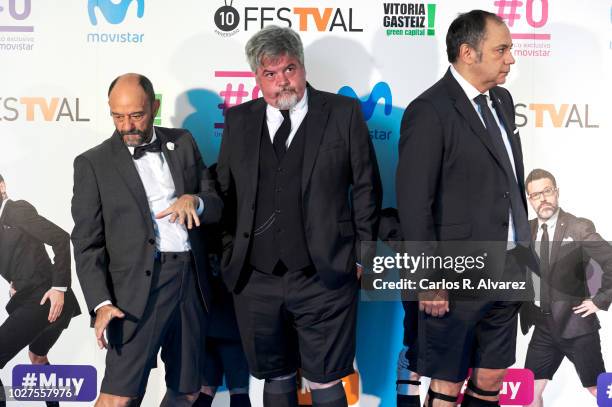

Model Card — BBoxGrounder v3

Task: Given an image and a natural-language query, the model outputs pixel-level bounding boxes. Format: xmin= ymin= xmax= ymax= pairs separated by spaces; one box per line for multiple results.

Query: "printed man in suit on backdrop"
xmin=521 ymin=168 xmax=612 ymax=406
xmin=0 ymin=173 xmax=81 ymax=407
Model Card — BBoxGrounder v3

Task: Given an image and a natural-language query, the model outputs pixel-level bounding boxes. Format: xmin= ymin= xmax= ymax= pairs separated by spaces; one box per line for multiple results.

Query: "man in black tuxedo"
xmin=217 ymin=25 xmax=381 ymax=407
xmin=396 ymin=10 xmax=536 ymax=407
xmin=521 ymin=169 xmax=612 ymax=406
xmin=0 ymin=173 xmax=80 ymax=407
xmin=71 ymin=73 xmax=222 ymax=407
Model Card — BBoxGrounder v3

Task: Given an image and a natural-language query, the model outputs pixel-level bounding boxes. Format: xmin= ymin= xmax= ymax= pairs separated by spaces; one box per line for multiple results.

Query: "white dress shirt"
xmin=265 ymin=90 xmax=308 ymax=147
xmin=450 ymin=65 xmax=517 ymax=244
xmin=0 ymin=198 xmax=66 ymax=292
xmin=535 ymin=209 xmax=559 ymax=248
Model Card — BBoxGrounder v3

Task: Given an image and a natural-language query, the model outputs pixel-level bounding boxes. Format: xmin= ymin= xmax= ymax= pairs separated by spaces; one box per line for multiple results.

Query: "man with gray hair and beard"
xmin=216 ymin=25 xmax=381 ymax=407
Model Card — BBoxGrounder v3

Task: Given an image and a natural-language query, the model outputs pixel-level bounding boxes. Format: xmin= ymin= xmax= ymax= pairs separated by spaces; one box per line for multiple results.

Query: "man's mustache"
xmin=278 ymin=87 xmax=296 ymax=94
xmin=538 ymin=203 xmax=554 ymax=212
xmin=119 ymin=129 xmax=146 ymax=137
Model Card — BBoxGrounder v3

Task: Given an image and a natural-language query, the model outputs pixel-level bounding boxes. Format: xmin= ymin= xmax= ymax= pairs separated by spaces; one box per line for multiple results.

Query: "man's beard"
xmin=537 ymin=203 xmax=558 ymax=220
xmin=276 ymin=88 xmax=299 ymax=110
xmin=120 ymin=128 xmax=151 ymax=147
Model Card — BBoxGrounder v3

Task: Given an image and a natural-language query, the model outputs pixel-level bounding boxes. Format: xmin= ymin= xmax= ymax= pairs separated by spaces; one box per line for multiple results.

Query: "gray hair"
xmin=245 ymin=25 xmax=304 ymax=72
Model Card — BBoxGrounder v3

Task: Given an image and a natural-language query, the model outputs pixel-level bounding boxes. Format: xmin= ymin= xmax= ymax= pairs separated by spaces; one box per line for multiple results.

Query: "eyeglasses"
xmin=528 ymin=187 xmax=557 ymax=201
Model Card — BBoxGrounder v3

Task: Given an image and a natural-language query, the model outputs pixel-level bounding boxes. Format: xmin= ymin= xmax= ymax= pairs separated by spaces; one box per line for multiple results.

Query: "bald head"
xmin=108 ymin=73 xmax=155 ymax=105
xmin=108 ymin=73 xmax=159 ymax=147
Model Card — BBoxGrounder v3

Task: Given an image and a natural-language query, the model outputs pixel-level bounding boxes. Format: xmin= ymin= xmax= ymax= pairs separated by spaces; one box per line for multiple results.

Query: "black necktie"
xmin=132 ymin=138 xmax=162 ymax=160
xmin=473 ymin=94 xmax=531 ymax=244
xmin=273 ymin=110 xmax=291 ymax=160
xmin=539 ymin=223 xmax=551 ymax=313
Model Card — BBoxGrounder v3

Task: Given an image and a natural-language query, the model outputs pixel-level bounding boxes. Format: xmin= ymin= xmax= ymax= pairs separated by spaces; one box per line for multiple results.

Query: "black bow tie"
xmin=132 ymin=138 xmax=162 ymax=160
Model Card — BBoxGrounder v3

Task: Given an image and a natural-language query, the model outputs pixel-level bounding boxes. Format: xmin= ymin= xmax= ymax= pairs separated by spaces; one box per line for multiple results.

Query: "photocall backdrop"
xmin=1 ymin=0 xmax=611 ymax=405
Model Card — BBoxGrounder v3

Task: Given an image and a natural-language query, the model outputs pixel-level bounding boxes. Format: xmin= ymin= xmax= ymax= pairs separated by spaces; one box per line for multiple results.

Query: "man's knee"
xmin=472 ymin=369 xmax=507 ymax=391
xmin=308 ymin=379 xmax=341 ymax=390
xmin=430 ymin=378 xmax=464 ymax=396
xmin=95 ymin=393 xmax=137 ymax=407
xmin=28 ymin=351 xmax=49 ymax=365
xmin=200 ymin=385 xmax=217 ymax=397
xmin=165 ymin=388 xmax=199 ymax=403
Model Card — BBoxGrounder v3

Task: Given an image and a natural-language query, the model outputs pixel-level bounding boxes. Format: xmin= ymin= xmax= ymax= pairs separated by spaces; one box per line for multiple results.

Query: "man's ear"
xmin=152 ymin=98 xmax=161 ymax=118
xmin=459 ymin=43 xmax=477 ymax=65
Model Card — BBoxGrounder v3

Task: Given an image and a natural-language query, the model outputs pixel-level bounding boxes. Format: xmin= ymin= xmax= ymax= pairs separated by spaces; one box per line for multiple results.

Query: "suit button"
xmin=277 ymin=167 xmax=283 ymax=172
xmin=503 ymin=192 xmax=510 ymax=198
xmin=145 ymin=270 xmax=151 ymax=276
xmin=148 ymin=238 xmax=155 ymax=245
xmin=243 ymin=232 xmax=250 ymax=238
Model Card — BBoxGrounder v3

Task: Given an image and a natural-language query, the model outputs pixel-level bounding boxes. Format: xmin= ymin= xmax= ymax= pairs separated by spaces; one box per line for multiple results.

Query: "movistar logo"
xmin=88 ymin=0 xmax=145 ymax=25
xmin=337 ymin=82 xmax=393 ymax=121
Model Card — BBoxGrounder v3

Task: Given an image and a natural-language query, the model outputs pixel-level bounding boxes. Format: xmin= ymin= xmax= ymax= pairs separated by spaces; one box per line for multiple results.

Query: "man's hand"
xmin=155 ymin=194 xmax=200 ymax=229
xmin=418 ymin=289 xmax=450 ymax=317
xmin=94 ymin=305 xmax=125 ymax=349
xmin=573 ymin=299 xmax=600 ymax=318
xmin=9 ymin=282 xmax=16 ymax=297
xmin=40 ymin=289 xmax=64 ymax=323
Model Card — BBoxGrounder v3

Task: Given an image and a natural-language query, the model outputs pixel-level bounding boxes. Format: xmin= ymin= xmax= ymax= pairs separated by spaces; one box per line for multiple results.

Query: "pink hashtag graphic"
xmin=220 ymin=83 xmax=249 ymax=110
xmin=214 ymin=71 xmax=258 ymax=129
xmin=494 ymin=0 xmax=523 ymax=27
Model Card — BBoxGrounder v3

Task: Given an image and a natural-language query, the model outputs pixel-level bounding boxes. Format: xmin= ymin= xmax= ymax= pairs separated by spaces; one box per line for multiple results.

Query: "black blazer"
xmin=71 ymin=127 xmax=222 ymax=344
xmin=396 ymin=69 xmax=537 ymax=283
xmin=216 ymin=85 xmax=382 ymax=290
xmin=0 ymin=199 xmax=80 ymax=320
xmin=397 ymin=68 xmax=529 ymax=242
xmin=520 ymin=209 xmax=612 ymax=339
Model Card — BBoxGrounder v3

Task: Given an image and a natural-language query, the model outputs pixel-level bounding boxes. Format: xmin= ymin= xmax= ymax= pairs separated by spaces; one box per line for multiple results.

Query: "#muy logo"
xmin=88 ymin=0 xmax=145 ymax=25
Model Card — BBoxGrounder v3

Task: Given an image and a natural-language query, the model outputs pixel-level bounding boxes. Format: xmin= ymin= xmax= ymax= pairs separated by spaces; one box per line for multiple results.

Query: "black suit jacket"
xmin=520 ymin=209 xmax=612 ymax=338
xmin=71 ymin=127 xmax=222 ymax=344
xmin=0 ymin=199 xmax=80 ymax=320
xmin=397 ymin=69 xmax=537 ymax=285
xmin=216 ymin=85 xmax=382 ymax=290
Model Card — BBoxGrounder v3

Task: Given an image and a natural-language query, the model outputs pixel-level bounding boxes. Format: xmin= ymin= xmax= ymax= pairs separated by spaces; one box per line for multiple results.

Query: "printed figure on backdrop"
xmin=71 ymin=73 xmax=223 ymax=407
xmin=396 ymin=10 xmax=538 ymax=407
xmin=520 ymin=169 xmax=612 ymax=407
xmin=193 ymin=164 xmax=251 ymax=407
xmin=216 ymin=25 xmax=382 ymax=407
xmin=0 ymin=173 xmax=81 ymax=407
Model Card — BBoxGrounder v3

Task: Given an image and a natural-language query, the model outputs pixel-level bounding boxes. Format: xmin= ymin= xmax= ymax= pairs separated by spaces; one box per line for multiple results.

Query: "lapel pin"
xmin=166 ymin=142 xmax=175 ymax=151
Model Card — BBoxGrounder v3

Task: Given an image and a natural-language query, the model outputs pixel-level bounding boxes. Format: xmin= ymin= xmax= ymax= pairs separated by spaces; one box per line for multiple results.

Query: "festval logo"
xmin=213 ymin=0 xmax=363 ymax=36
xmin=88 ymin=0 xmax=145 ymax=26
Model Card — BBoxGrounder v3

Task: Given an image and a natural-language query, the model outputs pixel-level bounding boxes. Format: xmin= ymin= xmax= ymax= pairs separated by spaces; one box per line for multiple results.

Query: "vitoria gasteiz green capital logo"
xmin=383 ymin=3 xmax=436 ymax=37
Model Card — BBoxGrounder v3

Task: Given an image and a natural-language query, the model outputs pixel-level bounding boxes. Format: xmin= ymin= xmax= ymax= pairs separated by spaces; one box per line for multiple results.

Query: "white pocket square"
xmin=562 ymin=237 xmax=574 ymax=245
xmin=513 ymin=128 xmax=519 ymax=134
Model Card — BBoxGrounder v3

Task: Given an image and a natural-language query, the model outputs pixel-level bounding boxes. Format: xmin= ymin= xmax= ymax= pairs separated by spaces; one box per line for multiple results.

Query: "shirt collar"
xmin=450 ymin=65 xmax=490 ymax=102
xmin=538 ymin=208 xmax=560 ymax=231
xmin=127 ymin=127 xmax=157 ymax=155
xmin=0 ymin=198 xmax=7 ymax=219
xmin=266 ymin=89 xmax=308 ymax=119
